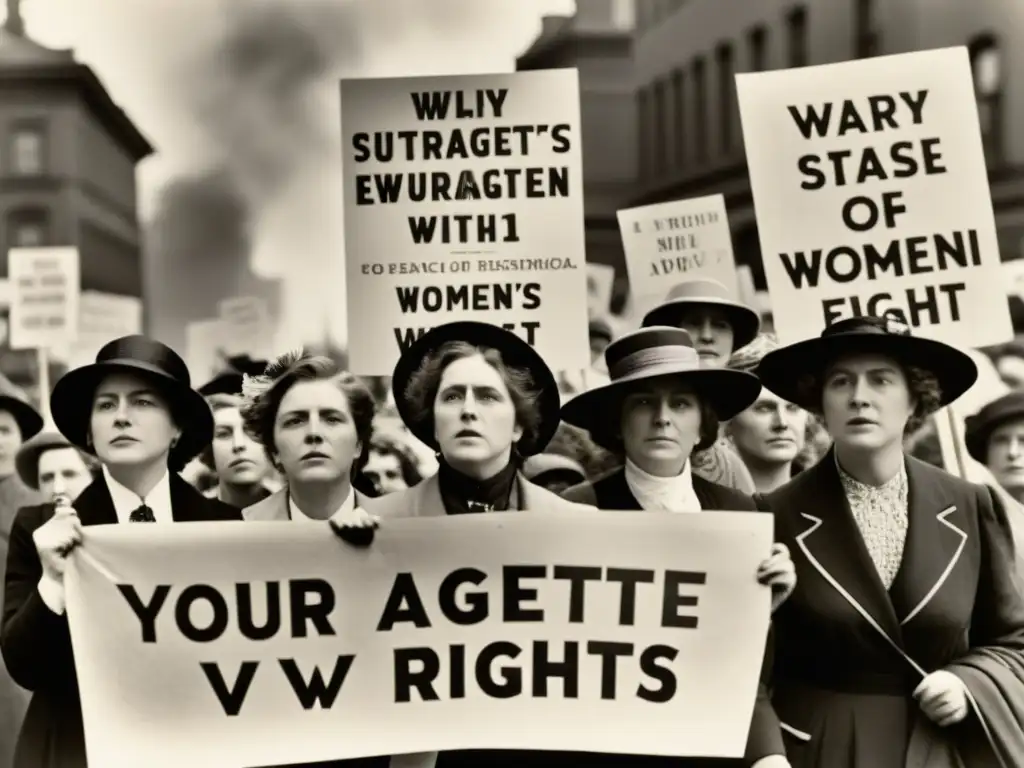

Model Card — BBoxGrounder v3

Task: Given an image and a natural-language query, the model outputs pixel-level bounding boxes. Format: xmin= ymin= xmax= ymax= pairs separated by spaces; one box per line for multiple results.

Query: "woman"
xmin=14 ymin=431 xmax=99 ymax=505
xmin=558 ymin=325 xmax=794 ymax=768
xmin=2 ymin=335 xmax=241 ymax=768
xmin=354 ymin=432 xmax=423 ymax=498
xmin=240 ymin=351 xmax=378 ymax=524
xmin=756 ymin=316 xmax=1024 ymax=767
xmin=522 ymin=452 xmax=588 ymax=494
xmin=201 ymin=392 xmax=275 ymax=508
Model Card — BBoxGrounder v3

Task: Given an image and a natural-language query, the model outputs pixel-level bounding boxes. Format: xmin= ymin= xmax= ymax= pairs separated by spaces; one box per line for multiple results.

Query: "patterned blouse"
xmin=836 ymin=457 xmax=909 ymax=589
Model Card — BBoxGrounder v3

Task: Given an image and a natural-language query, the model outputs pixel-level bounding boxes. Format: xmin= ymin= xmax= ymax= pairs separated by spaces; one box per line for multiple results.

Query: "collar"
xmin=834 ymin=451 xmax=908 ymax=494
xmin=288 ymin=487 xmax=355 ymax=522
xmin=102 ymin=465 xmax=173 ymax=524
xmin=623 ymin=457 xmax=702 ymax=513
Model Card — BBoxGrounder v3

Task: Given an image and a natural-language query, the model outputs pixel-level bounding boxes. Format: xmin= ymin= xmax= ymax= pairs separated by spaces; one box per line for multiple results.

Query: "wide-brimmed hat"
xmin=0 ymin=374 xmax=43 ymax=441
xmin=390 ymin=321 xmax=560 ymax=456
xmin=198 ymin=355 xmax=269 ymax=397
xmin=16 ymin=431 xmax=78 ymax=490
xmin=561 ymin=326 xmax=761 ymax=449
xmin=51 ymin=335 xmax=214 ymax=468
xmin=965 ymin=390 xmax=1024 ymax=463
xmin=641 ymin=278 xmax=760 ymax=350
xmin=757 ymin=316 xmax=978 ymax=412
xmin=523 ymin=453 xmax=587 ymax=485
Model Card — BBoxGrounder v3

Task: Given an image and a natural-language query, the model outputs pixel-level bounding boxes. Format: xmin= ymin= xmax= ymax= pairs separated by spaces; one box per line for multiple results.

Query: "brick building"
xmin=631 ymin=0 xmax=1024 ymax=293
xmin=516 ymin=0 xmax=636 ymax=311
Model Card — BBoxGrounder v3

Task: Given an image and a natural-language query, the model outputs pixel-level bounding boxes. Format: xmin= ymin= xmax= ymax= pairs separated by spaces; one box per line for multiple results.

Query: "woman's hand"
xmin=329 ymin=507 xmax=380 ymax=548
xmin=751 ymin=755 xmax=791 ymax=768
xmin=914 ymin=670 xmax=969 ymax=727
xmin=757 ymin=542 xmax=796 ymax=613
xmin=33 ymin=504 xmax=83 ymax=581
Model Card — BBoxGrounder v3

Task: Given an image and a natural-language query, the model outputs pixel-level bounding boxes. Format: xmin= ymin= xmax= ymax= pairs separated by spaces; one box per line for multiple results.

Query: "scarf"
xmin=624 ymin=457 xmax=702 ymax=513
xmin=437 ymin=457 xmax=518 ymax=515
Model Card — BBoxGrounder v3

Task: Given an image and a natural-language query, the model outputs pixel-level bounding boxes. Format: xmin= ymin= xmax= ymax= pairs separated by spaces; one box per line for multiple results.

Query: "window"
xmin=672 ymin=68 xmax=686 ymax=170
xmin=653 ymin=77 xmax=668 ymax=175
xmin=854 ymin=0 xmax=880 ymax=58
xmin=970 ymin=35 xmax=1003 ymax=164
xmin=786 ymin=6 xmax=808 ymax=68
xmin=10 ymin=125 xmax=45 ymax=176
xmin=637 ymin=87 xmax=653 ymax=181
xmin=748 ymin=25 xmax=768 ymax=72
xmin=7 ymin=209 xmax=49 ymax=249
xmin=692 ymin=56 xmax=707 ymax=163
xmin=716 ymin=43 xmax=735 ymax=152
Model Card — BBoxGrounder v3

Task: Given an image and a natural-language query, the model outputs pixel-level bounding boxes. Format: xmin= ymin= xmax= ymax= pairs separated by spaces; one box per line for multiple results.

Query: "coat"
xmin=556 ymin=468 xmax=785 ymax=768
xmin=242 ymin=487 xmax=372 ymax=522
xmin=1 ymin=473 xmax=242 ymax=768
xmin=762 ymin=449 xmax=1024 ymax=768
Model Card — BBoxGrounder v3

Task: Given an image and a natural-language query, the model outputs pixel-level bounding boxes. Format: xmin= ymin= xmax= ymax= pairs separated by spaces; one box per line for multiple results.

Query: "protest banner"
xmin=340 ymin=69 xmax=589 ymax=375
xmin=736 ymin=47 xmax=1012 ymax=347
xmin=217 ymin=295 xmax=271 ymax=358
xmin=66 ymin=511 xmax=772 ymax=766
xmin=617 ymin=195 xmax=738 ymax=312
xmin=8 ymin=246 xmax=79 ymax=351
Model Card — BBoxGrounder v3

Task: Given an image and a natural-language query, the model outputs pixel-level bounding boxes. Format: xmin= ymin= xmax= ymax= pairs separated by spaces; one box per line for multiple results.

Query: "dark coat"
xmin=1 ymin=473 xmax=242 ymax=768
xmin=763 ymin=449 xmax=1024 ymax=768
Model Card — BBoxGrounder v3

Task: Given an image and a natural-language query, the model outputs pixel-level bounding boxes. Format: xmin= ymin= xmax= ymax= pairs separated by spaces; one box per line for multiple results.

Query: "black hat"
xmin=0 ymin=375 xmax=43 ymax=442
xmin=50 ymin=335 xmax=213 ymax=468
xmin=390 ymin=321 xmax=560 ymax=456
xmin=965 ymin=390 xmax=1024 ymax=463
xmin=198 ymin=355 xmax=269 ymax=397
xmin=757 ymin=316 xmax=978 ymax=412
xmin=641 ymin=278 xmax=760 ymax=350
xmin=561 ymin=326 xmax=761 ymax=450
xmin=16 ymin=431 xmax=77 ymax=490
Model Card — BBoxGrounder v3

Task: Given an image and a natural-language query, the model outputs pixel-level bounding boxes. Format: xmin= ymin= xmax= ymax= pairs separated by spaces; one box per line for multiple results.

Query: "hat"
xmin=757 ymin=316 xmax=978 ymax=412
xmin=0 ymin=374 xmax=43 ymax=442
xmin=50 ymin=335 xmax=214 ymax=468
xmin=390 ymin=321 xmax=560 ymax=456
xmin=16 ymin=431 xmax=77 ymax=490
xmin=561 ymin=326 xmax=761 ymax=449
xmin=641 ymin=278 xmax=761 ymax=350
xmin=965 ymin=390 xmax=1024 ymax=463
xmin=523 ymin=453 xmax=587 ymax=484
xmin=728 ymin=333 xmax=781 ymax=374
xmin=199 ymin=355 xmax=269 ymax=396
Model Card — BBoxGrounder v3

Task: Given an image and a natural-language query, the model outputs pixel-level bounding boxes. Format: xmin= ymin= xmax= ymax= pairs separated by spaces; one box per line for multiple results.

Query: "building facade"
xmin=516 ymin=0 xmax=636 ymax=311
xmin=632 ymin=0 xmax=1024 ymax=292
xmin=0 ymin=7 xmax=151 ymax=387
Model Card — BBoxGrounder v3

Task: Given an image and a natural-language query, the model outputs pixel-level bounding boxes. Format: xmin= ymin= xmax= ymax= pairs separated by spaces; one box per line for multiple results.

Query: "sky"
xmin=18 ymin=0 xmax=577 ymax=347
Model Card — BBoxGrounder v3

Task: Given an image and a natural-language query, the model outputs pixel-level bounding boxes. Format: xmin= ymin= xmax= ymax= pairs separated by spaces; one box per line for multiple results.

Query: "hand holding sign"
xmin=329 ymin=506 xmax=380 ymax=547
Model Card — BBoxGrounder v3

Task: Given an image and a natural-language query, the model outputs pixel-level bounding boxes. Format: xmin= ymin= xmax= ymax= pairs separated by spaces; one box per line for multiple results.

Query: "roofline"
xmin=517 ymin=28 xmax=632 ymax=70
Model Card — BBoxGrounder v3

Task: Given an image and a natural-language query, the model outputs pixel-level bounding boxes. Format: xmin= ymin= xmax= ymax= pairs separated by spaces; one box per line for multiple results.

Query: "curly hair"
xmin=794 ymin=362 xmax=942 ymax=435
xmin=240 ymin=354 xmax=377 ymax=472
xmin=402 ymin=341 xmax=545 ymax=456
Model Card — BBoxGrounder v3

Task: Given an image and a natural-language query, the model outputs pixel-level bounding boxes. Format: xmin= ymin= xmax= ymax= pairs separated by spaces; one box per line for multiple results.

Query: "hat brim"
xmin=15 ymin=432 xmax=72 ymax=490
xmin=757 ymin=334 xmax=979 ymax=412
xmin=50 ymin=360 xmax=214 ymax=467
xmin=390 ymin=321 xmax=560 ymax=456
xmin=642 ymin=298 xmax=761 ymax=350
xmin=198 ymin=372 xmax=244 ymax=397
xmin=965 ymin=401 xmax=1024 ymax=463
xmin=0 ymin=396 xmax=43 ymax=442
xmin=560 ymin=366 xmax=762 ymax=451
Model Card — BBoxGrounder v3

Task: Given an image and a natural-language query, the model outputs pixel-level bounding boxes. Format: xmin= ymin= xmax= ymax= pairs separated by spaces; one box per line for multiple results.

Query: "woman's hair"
xmin=795 ymin=360 xmax=942 ymax=435
xmin=402 ymin=341 xmax=545 ymax=456
xmin=240 ymin=352 xmax=377 ymax=470
xmin=197 ymin=393 xmax=245 ymax=470
xmin=353 ymin=432 xmax=424 ymax=491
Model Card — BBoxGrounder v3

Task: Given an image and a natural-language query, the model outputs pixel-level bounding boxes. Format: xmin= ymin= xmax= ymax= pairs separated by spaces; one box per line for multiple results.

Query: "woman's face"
xmin=730 ymin=388 xmax=809 ymax=467
xmin=361 ymin=448 xmax=408 ymax=495
xmin=37 ymin=446 xmax=93 ymax=502
xmin=90 ymin=372 xmax=180 ymax=468
xmin=986 ymin=417 xmax=1024 ymax=494
xmin=673 ymin=307 xmax=735 ymax=368
xmin=212 ymin=405 xmax=270 ymax=487
xmin=619 ymin=377 xmax=703 ymax=476
xmin=0 ymin=410 xmax=22 ymax=478
xmin=273 ymin=379 xmax=360 ymax=485
xmin=821 ymin=353 xmax=915 ymax=452
xmin=433 ymin=354 xmax=522 ymax=476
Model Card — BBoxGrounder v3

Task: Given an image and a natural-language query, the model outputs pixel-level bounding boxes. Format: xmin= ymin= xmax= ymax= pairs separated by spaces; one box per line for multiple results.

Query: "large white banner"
xmin=66 ymin=512 xmax=772 ymax=767
xmin=341 ymin=69 xmax=589 ymax=375
xmin=737 ymin=46 xmax=1012 ymax=346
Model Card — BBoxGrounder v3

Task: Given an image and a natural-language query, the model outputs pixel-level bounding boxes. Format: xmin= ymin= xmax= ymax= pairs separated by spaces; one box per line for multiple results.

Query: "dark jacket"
xmin=1 ymin=474 xmax=242 ymax=768
xmin=763 ymin=449 xmax=1024 ymax=768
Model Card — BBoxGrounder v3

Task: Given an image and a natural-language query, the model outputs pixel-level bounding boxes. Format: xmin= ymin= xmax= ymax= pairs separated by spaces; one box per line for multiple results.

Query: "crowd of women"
xmin=1 ymin=275 xmax=1024 ymax=767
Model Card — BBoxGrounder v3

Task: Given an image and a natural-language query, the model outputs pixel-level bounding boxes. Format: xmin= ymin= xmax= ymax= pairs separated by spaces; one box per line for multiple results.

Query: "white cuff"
xmin=37 ymin=574 xmax=66 ymax=616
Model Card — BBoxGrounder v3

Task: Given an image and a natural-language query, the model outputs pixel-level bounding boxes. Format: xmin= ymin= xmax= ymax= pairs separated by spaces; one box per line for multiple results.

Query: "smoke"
xmin=147 ymin=0 xmax=493 ymax=352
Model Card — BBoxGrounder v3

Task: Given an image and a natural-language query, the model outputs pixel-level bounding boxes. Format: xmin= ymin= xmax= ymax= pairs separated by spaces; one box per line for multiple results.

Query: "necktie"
xmin=129 ymin=504 xmax=155 ymax=523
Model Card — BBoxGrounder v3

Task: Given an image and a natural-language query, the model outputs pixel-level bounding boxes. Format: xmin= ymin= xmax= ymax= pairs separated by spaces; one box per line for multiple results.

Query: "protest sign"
xmin=737 ymin=47 xmax=1012 ymax=346
xmin=63 ymin=291 xmax=144 ymax=369
xmin=617 ymin=195 xmax=738 ymax=307
xmin=218 ymin=296 xmax=271 ymax=357
xmin=66 ymin=511 xmax=772 ymax=766
xmin=185 ymin=318 xmax=225 ymax=386
xmin=8 ymin=246 xmax=79 ymax=350
xmin=341 ymin=69 xmax=589 ymax=375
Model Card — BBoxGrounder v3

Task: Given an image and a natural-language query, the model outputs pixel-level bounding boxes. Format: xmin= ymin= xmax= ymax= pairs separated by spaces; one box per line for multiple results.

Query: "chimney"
xmin=4 ymin=0 xmax=23 ymax=37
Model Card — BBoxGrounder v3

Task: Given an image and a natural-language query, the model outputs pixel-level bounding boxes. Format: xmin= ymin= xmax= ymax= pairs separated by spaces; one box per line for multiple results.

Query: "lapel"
xmin=887 ymin=458 xmax=967 ymax=628
xmin=169 ymin=474 xmax=210 ymax=522
xmin=74 ymin=476 xmax=119 ymax=526
xmin=593 ymin=469 xmax=643 ymax=510
xmin=245 ymin=487 xmax=374 ymax=521
xmin=411 ymin=472 xmax=533 ymax=517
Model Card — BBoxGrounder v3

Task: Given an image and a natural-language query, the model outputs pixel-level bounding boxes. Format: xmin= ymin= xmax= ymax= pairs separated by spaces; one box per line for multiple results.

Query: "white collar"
xmin=624 ymin=457 xmax=702 ymax=513
xmin=288 ymin=487 xmax=355 ymax=523
xmin=102 ymin=465 xmax=174 ymax=524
